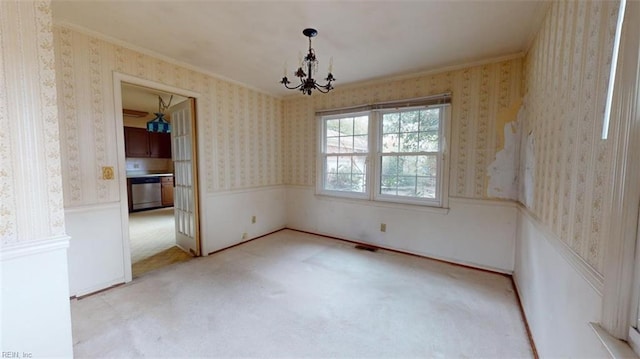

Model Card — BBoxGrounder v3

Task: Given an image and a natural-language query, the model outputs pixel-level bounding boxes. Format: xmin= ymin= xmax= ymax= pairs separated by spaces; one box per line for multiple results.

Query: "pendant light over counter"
xmin=146 ymin=95 xmax=173 ymax=133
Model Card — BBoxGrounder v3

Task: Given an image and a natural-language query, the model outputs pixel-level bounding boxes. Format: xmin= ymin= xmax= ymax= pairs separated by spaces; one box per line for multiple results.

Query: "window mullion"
xmin=369 ymin=111 xmax=378 ymax=200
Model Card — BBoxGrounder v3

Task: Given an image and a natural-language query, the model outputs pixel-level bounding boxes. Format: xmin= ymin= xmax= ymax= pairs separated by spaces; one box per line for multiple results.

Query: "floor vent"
xmin=354 ymin=244 xmax=378 ymax=252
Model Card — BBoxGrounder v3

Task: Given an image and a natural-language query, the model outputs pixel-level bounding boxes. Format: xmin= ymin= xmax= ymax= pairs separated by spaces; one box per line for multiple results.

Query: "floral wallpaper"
xmin=521 ymin=0 xmax=619 ymax=273
xmin=282 ymin=58 xmax=524 ymax=200
xmin=53 ymin=27 xmax=284 ymax=207
xmin=1 ymin=1 xmax=66 ymax=246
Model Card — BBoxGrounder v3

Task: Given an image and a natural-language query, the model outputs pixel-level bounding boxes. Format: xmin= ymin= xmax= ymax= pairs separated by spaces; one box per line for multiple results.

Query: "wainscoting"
xmin=65 ymin=203 xmax=125 ymax=296
xmin=286 ymin=186 xmax=517 ymax=273
xmin=65 ymin=186 xmax=287 ymax=296
xmin=202 ymin=185 xmax=287 ymax=254
xmin=1 ymin=237 xmax=73 ymax=356
xmin=514 ymin=207 xmax=609 ymax=357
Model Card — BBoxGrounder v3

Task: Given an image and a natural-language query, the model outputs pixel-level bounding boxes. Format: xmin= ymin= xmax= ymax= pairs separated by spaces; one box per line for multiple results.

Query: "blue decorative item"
xmin=146 ymin=95 xmax=173 ymax=133
xmin=147 ymin=113 xmax=171 ymax=133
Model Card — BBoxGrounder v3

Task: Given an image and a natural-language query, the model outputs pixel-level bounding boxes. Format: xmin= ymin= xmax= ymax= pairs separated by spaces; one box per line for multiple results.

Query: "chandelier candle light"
xmin=281 ymin=28 xmax=335 ymax=95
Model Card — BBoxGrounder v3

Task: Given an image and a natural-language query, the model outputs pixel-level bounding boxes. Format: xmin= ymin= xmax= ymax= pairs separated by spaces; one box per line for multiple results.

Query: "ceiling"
xmin=52 ymin=1 xmax=549 ymax=97
xmin=121 ymin=83 xmax=188 ymax=114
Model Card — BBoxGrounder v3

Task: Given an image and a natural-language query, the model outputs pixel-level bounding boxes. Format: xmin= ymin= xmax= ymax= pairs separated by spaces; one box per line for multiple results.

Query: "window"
xmin=377 ymin=107 xmax=443 ymax=205
xmin=318 ymin=98 xmax=450 ymax=207
xmin=322 ymin=114 xmax=369 ymax=196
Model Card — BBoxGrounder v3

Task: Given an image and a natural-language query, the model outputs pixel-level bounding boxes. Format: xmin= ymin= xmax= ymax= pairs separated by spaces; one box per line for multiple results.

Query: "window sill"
xmin=314 ymin=192 xmax=450 ymax=214
xmin=590 ymin=323 xmax=639 ymax=358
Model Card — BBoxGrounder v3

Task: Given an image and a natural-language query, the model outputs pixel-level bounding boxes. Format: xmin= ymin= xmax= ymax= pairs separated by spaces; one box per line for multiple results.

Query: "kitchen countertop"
xmin=126 ymin=172 xmax=173 ymax=178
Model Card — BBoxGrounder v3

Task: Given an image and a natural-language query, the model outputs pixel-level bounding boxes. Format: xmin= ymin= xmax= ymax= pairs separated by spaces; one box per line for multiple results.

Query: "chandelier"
xmin=280 ymin=28 xmax=335 ymax=96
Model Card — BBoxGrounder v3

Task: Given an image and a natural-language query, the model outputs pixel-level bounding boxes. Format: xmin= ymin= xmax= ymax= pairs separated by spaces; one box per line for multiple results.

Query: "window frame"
xmin=316 ymin=111 xmax=372 ymax=200
xmin=373 ymin=105 xmax=447 ymax=207
xmin=316 ymin=104 xmax=450 ymax=208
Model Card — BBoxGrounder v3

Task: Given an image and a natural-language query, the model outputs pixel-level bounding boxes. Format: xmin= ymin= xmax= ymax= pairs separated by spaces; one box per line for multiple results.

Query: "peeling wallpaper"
xmin=1 ymin=1 xmax=66 ymax=245
xmin=283 ymin=58 xmax=524 ymax=199
xmin=487 ymin=104 xmax=523 ymax=200
xmin=53 ymin=27 xmax=284 ymax=207
xmin=521 ymin=0 xmax=619 ymax=273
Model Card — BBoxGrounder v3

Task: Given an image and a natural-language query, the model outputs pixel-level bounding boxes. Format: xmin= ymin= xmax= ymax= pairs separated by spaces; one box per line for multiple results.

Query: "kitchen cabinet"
xmin=124 ymin=127 xmax=150 ymax=157
xmin=124 ymin=127 xmax=172 ymax=158
xmin=149 ymin=132 xmax=172 ymax=158
xmin=161 ymin=176 xmax=174 ymax=207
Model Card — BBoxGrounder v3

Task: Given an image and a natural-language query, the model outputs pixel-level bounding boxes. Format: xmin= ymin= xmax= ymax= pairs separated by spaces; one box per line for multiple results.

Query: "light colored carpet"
xmin=71 ymin=229 xmax=533 ymax=358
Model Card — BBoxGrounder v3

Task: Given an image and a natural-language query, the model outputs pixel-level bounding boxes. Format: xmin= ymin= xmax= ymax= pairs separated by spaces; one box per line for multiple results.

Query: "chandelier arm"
xmin=282 ymin=82 xmax=304 ymax=90
xmin=315 ymin=81 xmax=334 ymax=90
xmin=314 ymin=85 xmax=332 ymax=94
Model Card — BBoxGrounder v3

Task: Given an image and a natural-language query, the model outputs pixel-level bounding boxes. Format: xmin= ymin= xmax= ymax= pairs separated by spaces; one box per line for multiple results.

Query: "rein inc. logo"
xmin=2 ymin=352 xmax=32 ymax=358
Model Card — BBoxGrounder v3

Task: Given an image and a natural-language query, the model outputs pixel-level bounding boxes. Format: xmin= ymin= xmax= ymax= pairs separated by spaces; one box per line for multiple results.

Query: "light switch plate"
xmin=102 ymin=166 xmax=114 ymax=180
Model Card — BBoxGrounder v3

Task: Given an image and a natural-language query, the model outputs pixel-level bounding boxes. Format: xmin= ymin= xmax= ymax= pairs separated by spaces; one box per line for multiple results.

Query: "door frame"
xmin=112 ymin=72 xmax=203 ymax=283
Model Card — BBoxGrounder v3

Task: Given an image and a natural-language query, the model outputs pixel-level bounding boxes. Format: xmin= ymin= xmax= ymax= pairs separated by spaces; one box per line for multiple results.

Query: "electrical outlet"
xmin=133 ymin=164 xmax=140 ymax=169
xmin=242 ymin=232 xmax=248 ymax=240
xmin=102 ymin=166 xmax=114 ymax=180
xmin=380 ymin=223 xmax=387 ymax=232
xmin=251 ymin=216 xmax=256 ymax=224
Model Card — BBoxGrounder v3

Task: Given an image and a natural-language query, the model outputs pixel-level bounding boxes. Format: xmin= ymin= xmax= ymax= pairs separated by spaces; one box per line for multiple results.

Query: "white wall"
xmin=66 ymin=204 xmax=125 ymax=296
xmin=1 ymin=240 xmax=73 ymax=357
xmin=286 ymin=186 xmax=517 ymax=273
xmin=514 ymin=208 xmax=609 ymax=357
xmin=65 ymin=187 xmax=286 ymax=296
xmin=203 ymin=186 xmax=287 ymax=254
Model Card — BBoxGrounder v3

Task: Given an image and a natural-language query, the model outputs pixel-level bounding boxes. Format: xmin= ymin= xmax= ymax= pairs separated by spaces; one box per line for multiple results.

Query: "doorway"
xmin=113 ymin=74 xmax=202 ymax=282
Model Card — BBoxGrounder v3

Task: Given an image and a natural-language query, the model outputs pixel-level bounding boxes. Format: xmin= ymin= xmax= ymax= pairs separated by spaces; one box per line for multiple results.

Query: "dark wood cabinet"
xmin=124 ymin=127 xmax=150 ymax=157
xmin=149 ymin=132 xmax=172 ymax=158
xmin=161 ymin=176 xmax=174 ymax=207
xmin=124 ymin=127 xmax=171 ymax=158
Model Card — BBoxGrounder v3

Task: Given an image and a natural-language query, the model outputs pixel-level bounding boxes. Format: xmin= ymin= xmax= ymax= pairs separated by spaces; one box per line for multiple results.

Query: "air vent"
xmin=354 ymin=244 xmax=378 ymax=252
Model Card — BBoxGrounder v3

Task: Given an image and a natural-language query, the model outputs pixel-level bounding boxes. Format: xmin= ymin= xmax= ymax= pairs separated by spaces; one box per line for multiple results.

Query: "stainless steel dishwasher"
xmin=130 ymin=177 xmax=162 ymax=210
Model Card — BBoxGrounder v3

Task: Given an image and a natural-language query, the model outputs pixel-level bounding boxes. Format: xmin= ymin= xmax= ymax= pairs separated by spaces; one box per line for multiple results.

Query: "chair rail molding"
xmin=601 ymin=0 xmax=640 ymax=340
